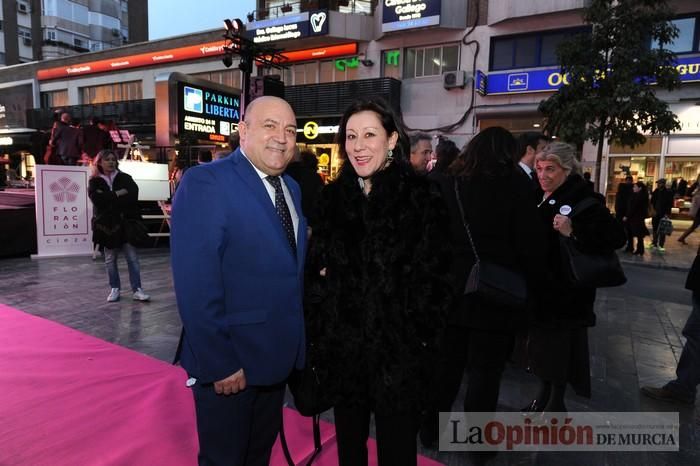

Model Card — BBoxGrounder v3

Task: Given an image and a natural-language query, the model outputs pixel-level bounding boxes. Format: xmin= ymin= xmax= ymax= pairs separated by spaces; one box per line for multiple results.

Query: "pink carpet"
xmin=0 ymin=304 xmax=443 ymax=466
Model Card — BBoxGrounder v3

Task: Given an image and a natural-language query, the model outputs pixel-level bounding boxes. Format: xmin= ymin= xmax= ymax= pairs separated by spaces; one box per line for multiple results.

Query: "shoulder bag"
xmin=454 ymin=179 xmax=528 ymax=311
xmin=559 ymin=197 xmax=627 ymax=288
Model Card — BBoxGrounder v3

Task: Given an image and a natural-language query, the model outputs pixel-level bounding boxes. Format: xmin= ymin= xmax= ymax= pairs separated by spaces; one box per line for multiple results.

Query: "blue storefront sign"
xmin=483 ymin=55 xmax=700 ymax=95
xmin=246 ymin=10 xmax=328 ymax=44
xmin=382 ymin=0 xmax=441 ymax=33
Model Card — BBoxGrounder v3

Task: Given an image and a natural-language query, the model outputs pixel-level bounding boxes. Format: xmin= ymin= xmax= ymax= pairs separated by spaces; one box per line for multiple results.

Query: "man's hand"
xmin=213 ymin=368 xmax=246 ymax=395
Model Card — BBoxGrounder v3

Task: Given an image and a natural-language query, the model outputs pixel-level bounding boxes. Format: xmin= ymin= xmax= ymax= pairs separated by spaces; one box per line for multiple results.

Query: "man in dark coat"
xmin=82 ymin=118 xmax=111 ymax=160
xmin=615 ymin=176 xmax=634 ymax=252
xmin=641 ymin=249 xmax=700 ymax=404
xmin=515 ymin=132 xmax=548 ymax=194
xmin=650 ymin=178 xmax=674 ymax=251
xmin=51 ymin=113 xmax=83 ymax=165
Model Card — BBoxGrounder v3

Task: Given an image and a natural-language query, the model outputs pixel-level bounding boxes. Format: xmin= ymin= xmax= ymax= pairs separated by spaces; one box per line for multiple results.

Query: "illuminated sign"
xmin=282 ymin=43 xmax=358 ymax=63
xmin=0 ymin=137 xmax=13 ymax=145
xmin=37 ymin=41 xmax=226 ymax=80
xmin=178 ymin=82 xmax=240 ymax=142
xmin=297 ymin=119 xmax=340 ymax=142
xmin=385 ymin=50 xmax=400 ymax=67
xmin=475 ymin=70 xmax=487 ymax=96
xmin=246 ymin=10 xmax=328 ymax=44
xmin=484 ymin=55 xmax=700 ymax=95
xmin=335 ymin=56 xmax=359 ymax=71
xmin=382 ymin=0 xmax=441 ymax=33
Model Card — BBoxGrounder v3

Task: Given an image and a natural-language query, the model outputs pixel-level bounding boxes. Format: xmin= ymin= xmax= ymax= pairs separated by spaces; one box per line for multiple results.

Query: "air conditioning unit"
xmin=17 ymin=2 xmax=29 ymax=13
xmin=443 ymin=70 xmax=468 ymax=89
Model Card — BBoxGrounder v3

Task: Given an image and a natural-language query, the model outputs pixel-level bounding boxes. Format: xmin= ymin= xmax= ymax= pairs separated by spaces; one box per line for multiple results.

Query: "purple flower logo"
xmin=50 ymin=177 xmax=80 ymax=203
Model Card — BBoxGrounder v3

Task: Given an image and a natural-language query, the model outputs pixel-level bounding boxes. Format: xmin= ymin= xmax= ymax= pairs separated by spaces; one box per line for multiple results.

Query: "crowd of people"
xmin=168 ymin=95 xmax=636 ymax=466
xmin=44 ymin=112 xmax=114 ymax=166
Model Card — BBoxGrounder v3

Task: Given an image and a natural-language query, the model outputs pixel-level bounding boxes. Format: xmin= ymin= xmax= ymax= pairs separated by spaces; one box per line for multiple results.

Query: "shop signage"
xmin=37 ymin=41 xmax=227 ymax=80
xmin=385 ymin=50 xmax=400 ymax=67
xmin=484 ymin=55 xmax=700 ymax=95
xmin=246 ymin=10 xmax=328 ymax=44
xmin=178 ymin=82 xmax=241 ymax=142
xmin=335 ymin=57 xmax=359 ymax=71
xmin=672 ymin=104 xmax=700 ymax=135
xmin=34 ymin=166 xmax=93 ymax=258
xmin=382 ymin=0 xmax=441 ymax=33
xmin=282 ymin=43 xmax=358 ymax=63
xmin=0 ymin=84 xmax=33 ymax=128
xmin=475 ymin=70 xmax=487 ymax=96
xmin=0 ymin=137 xmax=13 ymax=145
xmin=298 ymin=121 xmax=339 ymax=140
xmin=297 ymin=118 xmax=340 ymax=142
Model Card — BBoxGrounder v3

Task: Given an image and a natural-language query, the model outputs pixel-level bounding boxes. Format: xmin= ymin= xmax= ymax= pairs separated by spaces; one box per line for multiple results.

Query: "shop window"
xmin=292 ymin=62 xmax=318 ymax=85
xmin=382 ymin=49 xmax=401 ymax=79
xmin=319 ymin=58 xmax=360 ymax=83
xmin=404 ymin=44 xmax=459 ymax=79
xmin=651 ymin=16 xmax=698 ymax=54
xmin=80 ymin=81 xmax=142 ymax=104
xmin=490 ymin=27 xmax=590 ymax=71
xmin=606 ymin=156 xmax=658 ymax=209
xmin=40 ymin=90 xmax=68 ymax=109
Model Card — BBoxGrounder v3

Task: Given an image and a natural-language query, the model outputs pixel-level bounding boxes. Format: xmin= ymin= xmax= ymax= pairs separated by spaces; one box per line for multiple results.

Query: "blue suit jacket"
xmin=171 ymin=149 xmax=306 ymax=385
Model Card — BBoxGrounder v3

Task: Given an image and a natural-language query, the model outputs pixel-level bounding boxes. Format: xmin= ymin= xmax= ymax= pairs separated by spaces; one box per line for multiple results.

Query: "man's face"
xmin=410 ymin=139 xmax=432 ymax=174
xmin=239 ymin=97 xmax=297 ymax=176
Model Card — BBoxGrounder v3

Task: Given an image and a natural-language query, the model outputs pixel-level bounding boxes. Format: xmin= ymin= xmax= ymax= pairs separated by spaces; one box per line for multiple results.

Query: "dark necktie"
xmin=266 ymin=176 xmax=296 ymax=254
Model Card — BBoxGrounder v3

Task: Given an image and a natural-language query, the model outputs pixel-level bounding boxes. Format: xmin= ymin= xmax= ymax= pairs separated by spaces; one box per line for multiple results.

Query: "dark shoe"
xmin=521 ymin=399 xmax=545 ymax=412
xmin=641 ymin=385 xmax=694 ymax=405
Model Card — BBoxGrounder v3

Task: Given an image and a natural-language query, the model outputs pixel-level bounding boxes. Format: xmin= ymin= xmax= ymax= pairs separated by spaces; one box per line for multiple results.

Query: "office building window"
xmin=81 ymin=82 xmax=142 ymax=104
xmin=404 ymin=44 xmax=459 ymax=79
xmin=190 ymin=70 xmax=242 ymax=90
xmin=40 ymin=90 xmax=69 ymax=109
xmin=319 ymin=58 xmax=359 ymax=83
xmin=490 ymin=27 xmax=590 ymax=71
xmin=651 ymin=16 xmax=699 ymax=53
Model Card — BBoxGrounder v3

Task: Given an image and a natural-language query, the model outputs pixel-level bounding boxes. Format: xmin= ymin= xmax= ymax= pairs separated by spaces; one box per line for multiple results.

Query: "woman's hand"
xmin=553 ymin=214 xmax=574 ymax=237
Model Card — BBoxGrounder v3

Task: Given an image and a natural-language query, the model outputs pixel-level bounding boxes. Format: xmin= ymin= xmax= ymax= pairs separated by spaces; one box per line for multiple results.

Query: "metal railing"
xmin=248 ymin=0 xmax=374 ymax=22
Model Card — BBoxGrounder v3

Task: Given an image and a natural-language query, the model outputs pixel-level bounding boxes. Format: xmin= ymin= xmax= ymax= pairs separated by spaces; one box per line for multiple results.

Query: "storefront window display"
xmin=296 ymin=142 xmax=343 ymax=183
xmin=606 ymin=156 xmax=658 ymax=210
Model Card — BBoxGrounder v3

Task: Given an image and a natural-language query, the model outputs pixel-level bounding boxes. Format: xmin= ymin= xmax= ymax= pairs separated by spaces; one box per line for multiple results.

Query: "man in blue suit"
xmin=171 ymin=96 xmax=306 ymax=465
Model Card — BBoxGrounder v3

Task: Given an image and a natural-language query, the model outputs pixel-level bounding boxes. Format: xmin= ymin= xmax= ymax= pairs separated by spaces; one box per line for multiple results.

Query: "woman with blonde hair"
xmin=523 ymin=141 xmax=625 ymax=413
xmin=88 ymin=150 xmax=150 ymax=303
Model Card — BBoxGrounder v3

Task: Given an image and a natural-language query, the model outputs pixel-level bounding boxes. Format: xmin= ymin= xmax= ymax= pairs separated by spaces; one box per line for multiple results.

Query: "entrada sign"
xmin=382 ymin=0 xmax=441 ymax=33
xmin=178 ymin=82 xmax=240 ymax=142
xmin=484 ymin=55 xmax=700 ymax=95
xmin=246 ymin=10 xmax=328 ymax=44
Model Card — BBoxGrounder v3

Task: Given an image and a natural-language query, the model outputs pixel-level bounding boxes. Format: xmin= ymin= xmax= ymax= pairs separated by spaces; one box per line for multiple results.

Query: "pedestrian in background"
xmin=88 ymin=150 xmax=150 ymax=303
xmin=285 ymin=149 xmax=324 ymax=226
xmin=625 ymin=181 xmax=650 ymax=255
xmin=420 ymin=127 xmax=546 ymax=450
xmin=50 ymin=112 xmax=83 ymax=165
xmin=650 ymin=178 xmax=673 ymax=252
xmin=615 ymin=175 xmax=634 ymax=253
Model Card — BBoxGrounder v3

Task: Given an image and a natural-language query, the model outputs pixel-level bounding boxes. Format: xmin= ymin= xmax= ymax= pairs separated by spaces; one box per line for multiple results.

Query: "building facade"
xmin=0 ymin=0 xmax=698 ymax=207
xmin=0 ymin=0 xmax=148 ymax=66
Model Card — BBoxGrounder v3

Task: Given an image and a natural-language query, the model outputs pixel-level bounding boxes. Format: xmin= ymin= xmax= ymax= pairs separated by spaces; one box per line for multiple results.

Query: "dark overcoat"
xmin=305 ymin=161 xmax=453 ymax=415
xmin=88 ymin=171 xmax=140 ymax=248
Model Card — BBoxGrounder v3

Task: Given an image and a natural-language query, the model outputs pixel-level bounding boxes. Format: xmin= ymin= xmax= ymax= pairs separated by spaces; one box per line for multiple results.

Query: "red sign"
xmin=37 ymin=42 xmax=358 ymax=81
xmin=281 ymin=43 xmax=358 ymax=63
xmin=37 ymin=41 xmax=227 ymax=80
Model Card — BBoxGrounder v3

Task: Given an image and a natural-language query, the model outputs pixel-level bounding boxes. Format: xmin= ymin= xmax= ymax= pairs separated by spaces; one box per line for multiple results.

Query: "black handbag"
xmin=558 ymin=198 xmax=627 ymax=288
xmin=454 ymin=180 xmax=528 ymax=311
xmin=287 ymin=345 xmax=333 ymax=417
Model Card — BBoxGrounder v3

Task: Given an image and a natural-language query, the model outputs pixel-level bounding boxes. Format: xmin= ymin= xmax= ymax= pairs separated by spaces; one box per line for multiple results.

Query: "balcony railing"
xmin=248 ymin=0 xmax=374 ymax=22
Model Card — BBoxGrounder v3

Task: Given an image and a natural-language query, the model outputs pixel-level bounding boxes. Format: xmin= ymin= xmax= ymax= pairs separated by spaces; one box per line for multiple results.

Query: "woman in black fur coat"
xmin=304 ymin=98 xmax=453 ymax=466
xmin=525 ymin=142 xmax=626 ymax=413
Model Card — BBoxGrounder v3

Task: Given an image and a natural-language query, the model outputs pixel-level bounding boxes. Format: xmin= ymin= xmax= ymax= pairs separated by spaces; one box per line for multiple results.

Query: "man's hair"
xmin=198 ymin=150 xmax=213 ymax=163
xmin=516 ymin=132 xmax=548 ymax=162
xmin=409 ymin=132 xmax=432 ymax=152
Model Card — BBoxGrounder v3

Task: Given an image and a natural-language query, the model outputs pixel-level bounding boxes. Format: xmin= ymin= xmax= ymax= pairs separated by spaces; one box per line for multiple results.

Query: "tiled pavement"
xmin=0 ymin=249 xmax=698 ymax=465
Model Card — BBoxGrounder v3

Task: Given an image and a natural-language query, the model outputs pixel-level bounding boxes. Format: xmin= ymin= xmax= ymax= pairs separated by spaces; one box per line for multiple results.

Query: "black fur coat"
xmin=305 ymin=161 xmax=453 ymax=415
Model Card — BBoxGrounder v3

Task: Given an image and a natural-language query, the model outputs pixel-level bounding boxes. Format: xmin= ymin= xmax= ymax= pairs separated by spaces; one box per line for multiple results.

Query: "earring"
xmin=387 ymin=149 xmax=394 ymax=162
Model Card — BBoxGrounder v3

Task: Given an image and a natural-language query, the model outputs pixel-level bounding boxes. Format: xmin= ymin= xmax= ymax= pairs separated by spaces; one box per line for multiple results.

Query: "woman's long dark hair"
xmin=449 ymin=126 xmax=518 ymax=178
xmin=336 ymin=97 xmax=410 ymax=168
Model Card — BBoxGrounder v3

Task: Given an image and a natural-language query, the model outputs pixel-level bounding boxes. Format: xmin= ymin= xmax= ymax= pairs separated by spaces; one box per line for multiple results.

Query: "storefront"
xmin=296 ymin=118 xmax=342 ymax=182
xmin=604 ymin=103 xmax=700 ymax=217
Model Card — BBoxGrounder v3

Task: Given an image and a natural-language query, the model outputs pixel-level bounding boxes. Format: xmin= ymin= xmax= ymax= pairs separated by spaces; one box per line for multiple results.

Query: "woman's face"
xmin=536 ymin=158 xmax=568 ymax=194
xmin=633 ymin=184 xmax=641 ymax=193
xmin=344 ymin=110 xmax=398 ymax=179
xmin=100 ymin=154 xmax=117 ymax=174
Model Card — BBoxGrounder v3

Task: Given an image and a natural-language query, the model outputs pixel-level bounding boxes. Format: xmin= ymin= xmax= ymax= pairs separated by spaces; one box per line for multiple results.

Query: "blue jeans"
xmin=666 ymin=291 xmax=700 ymax=399
xmin=104 ymin=243 xmax=142 ymax=291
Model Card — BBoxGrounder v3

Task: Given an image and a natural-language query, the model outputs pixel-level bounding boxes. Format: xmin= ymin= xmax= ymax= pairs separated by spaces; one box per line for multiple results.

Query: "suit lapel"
xmin=231 ymin=151 xmax=297 ymax=259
